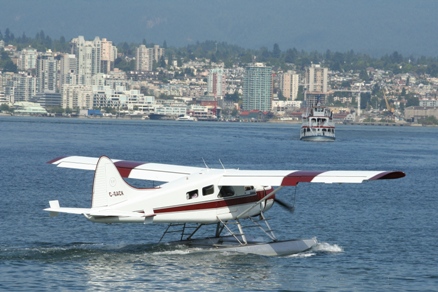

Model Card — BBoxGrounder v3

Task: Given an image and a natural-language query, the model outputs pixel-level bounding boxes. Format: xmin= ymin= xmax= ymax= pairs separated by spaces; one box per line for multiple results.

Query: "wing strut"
xmin=236 ymin=186 xmax=284 ymax=219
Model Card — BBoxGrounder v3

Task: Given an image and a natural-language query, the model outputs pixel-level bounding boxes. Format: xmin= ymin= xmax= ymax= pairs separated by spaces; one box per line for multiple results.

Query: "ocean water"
xmin=0 ymin=116 xmax=437 ymax=291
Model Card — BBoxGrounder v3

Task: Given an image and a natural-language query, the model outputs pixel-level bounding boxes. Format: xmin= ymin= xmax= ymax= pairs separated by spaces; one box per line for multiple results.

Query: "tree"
xmin=406 ymin=95 xmax=419 ymax=107
xmin=272 ymin=43 xmax=281 ymax=59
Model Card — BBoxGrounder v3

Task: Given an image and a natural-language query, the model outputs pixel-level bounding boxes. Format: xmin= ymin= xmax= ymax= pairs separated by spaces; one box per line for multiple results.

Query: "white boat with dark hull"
xmin=300 ymin=99 xmax=335 ymax=142
xmin=176 ymin=115 xmax=197 ymax=121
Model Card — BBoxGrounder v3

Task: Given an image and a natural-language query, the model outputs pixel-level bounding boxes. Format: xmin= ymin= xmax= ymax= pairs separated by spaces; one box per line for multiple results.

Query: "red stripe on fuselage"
xmin=114 ymin=160 xmax=145 ymax=177
xmin=281 ymin=171 xmax=324 ymax=186
xmin=153 ymin=189 xmax=274 ymax=214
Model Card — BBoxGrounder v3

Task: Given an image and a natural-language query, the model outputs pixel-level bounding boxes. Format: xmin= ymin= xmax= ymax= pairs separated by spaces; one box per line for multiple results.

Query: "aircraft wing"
xmin=48 ymin=156 xmax=206 ymax=182
xmin=218 ymin=170 xmax=405 ymax=186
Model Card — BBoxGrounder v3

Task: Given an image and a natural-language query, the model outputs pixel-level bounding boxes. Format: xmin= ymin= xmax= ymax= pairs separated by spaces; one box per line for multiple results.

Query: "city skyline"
xmin=0 ymin=0 xmax=438 ymax=57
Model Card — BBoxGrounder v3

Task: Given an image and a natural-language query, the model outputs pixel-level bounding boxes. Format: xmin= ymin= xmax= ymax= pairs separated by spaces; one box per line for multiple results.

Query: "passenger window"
xmin=202 ymin=185 xmax=214 ymax=196
xmin=219 ymin=186 xmax=235 ymax=197
xmin=186 ymin=190 xmax=198 ymax=199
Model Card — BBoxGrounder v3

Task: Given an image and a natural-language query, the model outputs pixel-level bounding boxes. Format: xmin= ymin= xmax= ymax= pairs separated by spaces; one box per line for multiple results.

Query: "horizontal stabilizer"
xmin=45 ymin=200 xmax=155 ymax=218
xmin=89 ymin=209 xmax=155 ymax=218
xmin=45 ymin=200 xmax=92 ymax=216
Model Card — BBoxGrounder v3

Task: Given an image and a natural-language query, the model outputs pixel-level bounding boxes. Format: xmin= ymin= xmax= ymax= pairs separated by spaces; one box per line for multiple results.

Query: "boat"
xmin=148 ymin=113 xmax=176 ymax=120
xmin=176 ymin=114 xmax=197 ymax=121
xmin=300 ymin=96 xmax=335 ymax=142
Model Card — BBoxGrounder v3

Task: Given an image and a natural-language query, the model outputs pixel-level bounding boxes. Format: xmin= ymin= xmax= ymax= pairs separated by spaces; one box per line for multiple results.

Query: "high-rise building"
xmin=207 ymin=67 xmax=226 ymax=98
xmin=60 ymin=54 xmax=77 ymax=86
xmin=71 ymin=36 xmax=102 ymax=85
xmin=136 ymin=44 xmax=165 ymax=72
xmin=36 ymin=50 xmax=58 ymax=93
xmin=18 ymin=47 xmax=38 ymax=71
xmin=281 ymin=70 xmax=299 ymax=100
xmin=136 ymin=44 xmax=150 ymax=71
xmin=305 ymin=64 xmax=328 ymax=94
xmin=304 ymin=64 xmax=328 ymax=106
xmin=101 ymin=38 xmax=117 ymax=74
xmin=243 ymin=63 xmax=272 ymax=111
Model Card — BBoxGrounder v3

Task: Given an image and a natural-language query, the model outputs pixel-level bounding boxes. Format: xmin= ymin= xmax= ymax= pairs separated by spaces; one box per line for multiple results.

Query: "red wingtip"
xmin=371 ymin=171 xmax=406 ymax=180
xmin=47 ymin=156 xmax=67 ymax=164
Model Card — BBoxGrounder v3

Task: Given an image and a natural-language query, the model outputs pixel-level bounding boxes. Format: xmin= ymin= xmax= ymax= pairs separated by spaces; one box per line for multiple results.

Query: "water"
xmin=0 ymin=116 xmax=437 ymax=291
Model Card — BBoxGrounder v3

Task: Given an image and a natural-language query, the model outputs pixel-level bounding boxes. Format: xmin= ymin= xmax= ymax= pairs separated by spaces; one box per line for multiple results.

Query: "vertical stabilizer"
xmin=92 ymin=156 xmax=132 ymax=208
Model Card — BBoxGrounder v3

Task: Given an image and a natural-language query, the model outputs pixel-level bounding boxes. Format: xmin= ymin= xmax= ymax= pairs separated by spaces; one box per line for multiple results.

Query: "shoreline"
xmin=0 ymin=114 xmax=435 ymax=127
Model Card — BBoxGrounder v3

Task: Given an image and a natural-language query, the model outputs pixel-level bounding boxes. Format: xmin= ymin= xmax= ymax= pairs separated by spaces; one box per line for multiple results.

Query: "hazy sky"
xmin=1 ymin=0 xmax=437 ymax=57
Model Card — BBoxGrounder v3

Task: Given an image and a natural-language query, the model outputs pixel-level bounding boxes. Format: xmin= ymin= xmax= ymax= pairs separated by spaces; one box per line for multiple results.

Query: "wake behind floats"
xmin=44 ymin=155 xmax=404 ymax=256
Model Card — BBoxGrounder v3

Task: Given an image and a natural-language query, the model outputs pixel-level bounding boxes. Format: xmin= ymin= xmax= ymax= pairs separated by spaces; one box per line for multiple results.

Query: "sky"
xmin=0 ymin=0 xmax=437 ymax=57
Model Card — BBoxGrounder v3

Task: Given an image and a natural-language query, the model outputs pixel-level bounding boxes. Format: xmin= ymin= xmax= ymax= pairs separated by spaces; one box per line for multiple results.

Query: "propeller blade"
xmin=274 ymin=198 xmax=295 ymax=213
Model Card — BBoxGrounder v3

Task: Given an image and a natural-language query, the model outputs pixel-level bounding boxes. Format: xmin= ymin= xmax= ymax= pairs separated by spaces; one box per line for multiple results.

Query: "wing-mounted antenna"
xmin=202 ymin=158 xmax=209 ymax=169
xmin=219 ymin=159 xmax=226 ymax=171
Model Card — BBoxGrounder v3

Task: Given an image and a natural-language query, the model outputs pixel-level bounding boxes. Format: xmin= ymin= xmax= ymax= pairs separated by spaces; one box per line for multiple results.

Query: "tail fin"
xmin=92 ymin=156 xmax=133 ymax=208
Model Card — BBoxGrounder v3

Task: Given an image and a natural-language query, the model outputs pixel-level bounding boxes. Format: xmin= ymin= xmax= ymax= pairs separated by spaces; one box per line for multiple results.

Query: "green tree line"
xmin=2 ymin=28 xmax=438 ymax=76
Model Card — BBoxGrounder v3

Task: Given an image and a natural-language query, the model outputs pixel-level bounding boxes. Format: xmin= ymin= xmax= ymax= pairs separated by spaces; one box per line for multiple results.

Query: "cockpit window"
xmin=202 ymin=185 xmax=214 ymax=196
xmin=219 ymin=186 xmax=235 ymax=197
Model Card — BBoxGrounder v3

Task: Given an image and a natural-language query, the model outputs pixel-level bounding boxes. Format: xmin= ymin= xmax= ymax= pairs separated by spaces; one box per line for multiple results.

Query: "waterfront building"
xmin=280 ymin=70 xmax=299 ymax=100
xmin=14 ymin=73 xmax=37 ymax=102
xmin=243 ymin=63 xmax=272 ymax=111
xmin=0 ymin=72 xmax=37 ymax=103
xmin=32 ymin=92 xmax=62 ymax=108
xmin=13 ymin=101 xmax=47 ymax=115
xmin=62 ymin=84 xmax=93 ymax=110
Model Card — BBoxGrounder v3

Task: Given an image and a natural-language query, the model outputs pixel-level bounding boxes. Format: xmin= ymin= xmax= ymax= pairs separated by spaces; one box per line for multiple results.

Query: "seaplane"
xmin=44 ymin=155 xmax=405 ymax=256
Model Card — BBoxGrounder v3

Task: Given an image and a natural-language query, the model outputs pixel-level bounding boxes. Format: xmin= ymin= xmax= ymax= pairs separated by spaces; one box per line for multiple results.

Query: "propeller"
xmin=274 ymin=198 xmax=295 ymax=213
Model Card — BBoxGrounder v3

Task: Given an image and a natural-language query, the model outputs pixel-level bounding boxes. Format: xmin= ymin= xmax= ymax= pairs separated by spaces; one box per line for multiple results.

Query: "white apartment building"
xmin=36 ymin=50 xmax=58 ymax=93
xmin=62 ymin=85 xmax=93 ymax=110
xmin=71 ymin=36 xmax=102 ymax=86
xmin=18 ymin=47 xmax=38 ymax=71
xmin=60 ymin=54 xmax=77 ymax=86
xmin=136 ymin=44 xmax=165 ymax=71
xmin=305 ymin=64 xmax=328 ymax=94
